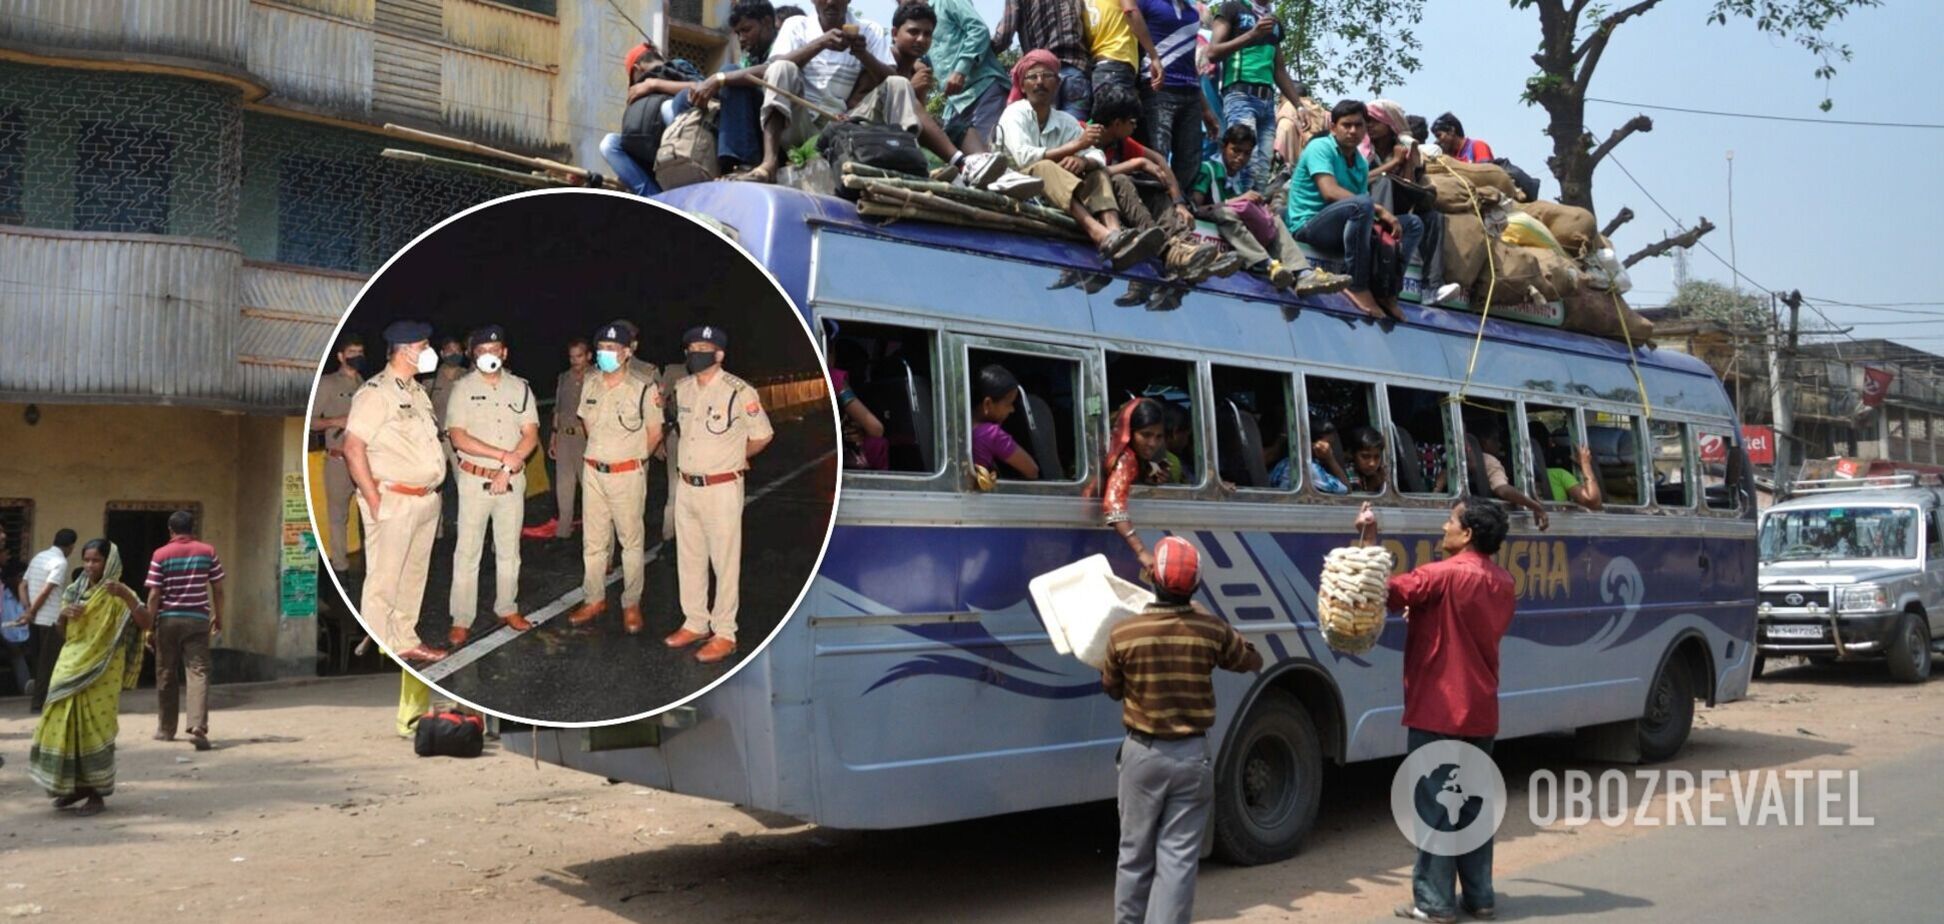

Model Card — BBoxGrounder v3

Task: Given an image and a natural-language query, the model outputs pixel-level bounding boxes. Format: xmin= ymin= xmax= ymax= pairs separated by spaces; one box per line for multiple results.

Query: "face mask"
xmin=685 ymin=350 xmax=719 ymax=374
xmin=343 ymin=356 xmax=368 ymax=377
xmin=596 ymin=350 xmax=622 ymax=373
xmin=475 ymin=353 xmax=503 ymax=374
xmin=415 ymin=347 xmax=440 ymax=375
xmin=441 ymin=352 xmax=464 ymax=367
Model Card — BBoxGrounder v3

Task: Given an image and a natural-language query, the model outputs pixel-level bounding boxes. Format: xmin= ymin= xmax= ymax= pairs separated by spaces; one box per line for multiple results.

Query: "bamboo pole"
xmin=843 ymin=165 xmax=1080 ymax=230
xmin=381 ymin=149 xmax=561 ymax=188
xmin=381 ymin=123 xmax=589 ymax=180
xmin=861 ymin=185 xmax=1080 ymax=238
xmin=748 ymin=76 xmax=848 ymax=122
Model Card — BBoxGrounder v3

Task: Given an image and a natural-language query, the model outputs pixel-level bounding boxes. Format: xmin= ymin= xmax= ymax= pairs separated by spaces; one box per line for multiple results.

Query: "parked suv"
xmin=1756 ymin=475 xmax=1944 ymax=682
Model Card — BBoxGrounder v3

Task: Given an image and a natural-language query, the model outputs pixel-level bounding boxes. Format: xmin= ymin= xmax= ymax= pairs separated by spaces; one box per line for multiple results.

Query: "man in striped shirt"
xmin=146 ymin=510 xmax=226 ymax=751
xmin=1101 ymin=536 xmax=1261 ymax=924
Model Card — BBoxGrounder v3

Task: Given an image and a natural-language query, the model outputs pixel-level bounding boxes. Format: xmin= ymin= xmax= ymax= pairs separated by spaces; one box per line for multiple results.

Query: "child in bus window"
xmin=972 ymin=364 xmax=1041 ymax=481
xmin=1347 ymin=425 xmax=1387 ymax=493
xmin=1162 ymin=402 xmax=1193 ymax=483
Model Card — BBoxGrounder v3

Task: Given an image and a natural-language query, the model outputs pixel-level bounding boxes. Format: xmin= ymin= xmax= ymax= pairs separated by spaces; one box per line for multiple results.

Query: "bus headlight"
xmin=1837 ymin=584 xmax=1891 ymax=612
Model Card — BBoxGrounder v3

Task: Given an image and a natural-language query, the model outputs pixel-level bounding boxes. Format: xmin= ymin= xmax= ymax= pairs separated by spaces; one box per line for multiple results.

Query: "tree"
xmin=1667 ymin=279 xmax=1769 ymax=330
xmin=1269 ymin=0 xmax=1427 ymax=96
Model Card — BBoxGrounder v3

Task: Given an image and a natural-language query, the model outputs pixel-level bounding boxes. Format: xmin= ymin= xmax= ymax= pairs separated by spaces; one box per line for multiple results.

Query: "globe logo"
xmin=1390 ymin=740 xmax=1506 ymax=856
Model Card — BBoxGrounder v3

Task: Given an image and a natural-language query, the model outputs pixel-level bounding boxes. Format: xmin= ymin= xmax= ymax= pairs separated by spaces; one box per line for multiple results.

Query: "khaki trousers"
xmin=660 ymin=428 xmax=681 ymax=541
xmin=553 ymin=432 xmax=586 ymax=538
xmin=323 ymin=454 xmax=354 ymax=570
xmin=582 ymin=464 xmax=648 ymax=607
xmin=448 ymin=468 xmax=526 ymax=625
xmin=764 ymin=60 xmax=925 ymax=148
xmin=357 ymin=489 xmax=442 ymax=653
xmin=676 ymin=476 xmax=745 ymax=640
xmin=1022 ymin=159 xmax=1118 ymax=215
xmin=154 ymin=617 xmax=211 ymax=736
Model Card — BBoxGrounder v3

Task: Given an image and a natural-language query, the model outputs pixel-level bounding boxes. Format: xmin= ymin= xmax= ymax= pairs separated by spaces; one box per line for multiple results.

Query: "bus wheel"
xmin=1751 ymin=654 xmax=1765 ymax=680
xmin=1211 ymin=690 xmax=1322 ymax=866
xmin=1886 ymin=612 xmax=1932 ymax=684
xmin=1637 ymin=656 xmax=1695 ymax=762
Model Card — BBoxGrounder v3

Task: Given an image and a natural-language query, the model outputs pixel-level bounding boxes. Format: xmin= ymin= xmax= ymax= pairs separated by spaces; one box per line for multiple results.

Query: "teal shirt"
xmin=1285 ymin=135 xmax=1368 ymax=232
xmin=929 ymin=0 xmax=1008 ymax=121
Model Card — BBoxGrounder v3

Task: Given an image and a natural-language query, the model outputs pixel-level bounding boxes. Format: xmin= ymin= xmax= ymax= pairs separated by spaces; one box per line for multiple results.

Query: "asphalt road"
xmin=332 ymin=413 xmax=835 ymax=724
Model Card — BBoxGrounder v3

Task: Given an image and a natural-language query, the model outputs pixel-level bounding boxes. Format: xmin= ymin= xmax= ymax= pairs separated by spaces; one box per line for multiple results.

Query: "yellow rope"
xmin=1607 ymin=286 xmax=1653 ymax=420
xmin=1431 ymin=154 xmax=1497 ymax=411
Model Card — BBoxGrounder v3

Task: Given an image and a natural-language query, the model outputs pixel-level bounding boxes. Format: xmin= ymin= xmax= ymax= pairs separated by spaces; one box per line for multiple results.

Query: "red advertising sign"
xmin=1742 ymin=426 xmax=1775 ymax=465
xmin=1861 ymin=366 xmax=1894 ymax=408
xmin=1835 ymin=458 xmax=1861 ymax=478
xmin=1699 ymin=432 xmax=1727 ymax=463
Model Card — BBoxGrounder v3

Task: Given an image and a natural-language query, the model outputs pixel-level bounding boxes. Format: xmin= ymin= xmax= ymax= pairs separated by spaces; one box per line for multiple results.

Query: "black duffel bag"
xmin=414 ymin=710 xmax=485 ymax=758
xmin=1491 ymin=157 xmax=1543 ymax=202
xmin=819 ymin=121 xmax=929 ymax=198
xmin=616 ymin=58 xmax=706 ymax=166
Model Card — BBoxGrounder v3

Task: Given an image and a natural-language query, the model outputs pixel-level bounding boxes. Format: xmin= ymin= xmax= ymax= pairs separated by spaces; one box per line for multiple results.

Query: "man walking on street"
xmin=1102 ymin=535 xmax=1261 ymax=924
xmin=444 ymin=325 xmax=541 ymax=646
xmin=1354 ymin=499 xmax=1515 ymax=924
xmin=21 ymin=528 xmax=75 ymax=713
xmin=145 ymin=510 xmax=226 ymax=751
xmin=663 ymin=325 xmax=772 ymax=664
xmin=550 ymin=338 xmax=593 ymax=540
xmin=345 ymin=320 xmax=449 ymax=665
xmin=313 ymin=335 xmax=369 ymax=572
xmin=568 ymin=321 xmax=664 ymax=635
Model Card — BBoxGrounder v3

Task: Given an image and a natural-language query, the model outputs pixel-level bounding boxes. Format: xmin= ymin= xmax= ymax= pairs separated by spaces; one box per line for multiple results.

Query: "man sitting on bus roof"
xmin=1284 ymin=99 xmax=1427 ymax=320
xmin=1191 ymin=122 xmax=1351 ymax=297
xmin=994 ymin=50 xmax=1167 ymax=270
xmin=1090 ymin=83 xmax=1230 ymax=286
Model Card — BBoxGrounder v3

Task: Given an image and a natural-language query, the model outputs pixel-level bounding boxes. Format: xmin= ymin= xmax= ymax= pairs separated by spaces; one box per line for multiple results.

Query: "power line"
xmin=1587 ymin=97 xmax=1944 ymax=130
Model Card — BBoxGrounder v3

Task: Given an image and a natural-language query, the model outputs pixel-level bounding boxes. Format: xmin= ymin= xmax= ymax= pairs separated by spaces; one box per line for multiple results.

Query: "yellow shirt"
xmin=1088 ymin=0 xmax=1137 ymax=67
xmin=345 ymin=372 xmax=446 ymax=487
xmin=577 ymin=367 xmax=661 ymax=463
xmin=445 ymin=370 xmax=541 ymax=467
xmin=674 ymin=370 xmax=774 ymax=476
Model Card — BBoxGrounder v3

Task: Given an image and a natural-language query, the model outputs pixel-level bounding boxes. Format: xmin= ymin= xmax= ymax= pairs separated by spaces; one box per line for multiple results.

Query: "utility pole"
xmin=1769 ymin=290 xmax=1804 ymax=482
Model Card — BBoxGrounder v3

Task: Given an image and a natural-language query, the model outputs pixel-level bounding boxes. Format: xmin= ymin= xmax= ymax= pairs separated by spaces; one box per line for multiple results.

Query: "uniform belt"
xmin=681 ymin=470 xmax=743 ymax=487
xmin=586 ymin=458 xmax=643 ymax=474
xmin=1228 ymin=81 xmax=1277 ymax=101
xmin=326 ymin=449 xmax=346 ymax=460
xmin=457 ymin=459 xmax=515 ymax=479
xmin=384 ymin=483 xmax=434 ymax=496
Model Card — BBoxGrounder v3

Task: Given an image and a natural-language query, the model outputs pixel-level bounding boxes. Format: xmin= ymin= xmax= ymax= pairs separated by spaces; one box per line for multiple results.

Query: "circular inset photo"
xmin=305 ymin=190 xmax=838 ymax=725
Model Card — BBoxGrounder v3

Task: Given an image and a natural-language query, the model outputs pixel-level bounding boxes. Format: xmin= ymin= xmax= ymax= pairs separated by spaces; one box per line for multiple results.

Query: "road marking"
xmin=420 ymin=450 xmax=836 ymax=683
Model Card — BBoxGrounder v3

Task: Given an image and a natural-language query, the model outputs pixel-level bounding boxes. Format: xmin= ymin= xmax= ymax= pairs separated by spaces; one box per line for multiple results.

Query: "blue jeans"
xmin=1408 ymin=728 xmax=1496 ymax=917
xmin=1292 ymin=196 xmax=1375 ymax=290
xmin=1200 ymin=75 xmax=1224 ymax=160
xmin=1145 ymin=85 xmax=1204 ymax=197
xmin=600 ymin=132 xmax=660 ymax=197
xmin=1221 ymin=88 xmax=1276 ymax=192
xmin=944 ymin=80 xmax=1009 ymax=148
xmin=712 ymin=83 xmax=764 ymax=169
xmin=1059 ymin=64 xmax=1092 ymax=122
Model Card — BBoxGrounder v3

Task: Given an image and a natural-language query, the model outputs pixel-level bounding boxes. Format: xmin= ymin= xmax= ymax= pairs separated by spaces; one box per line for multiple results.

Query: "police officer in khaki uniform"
xmin=549 ymin=339 xmax=593 ymax=540
xmin=344 ymin=321 xmax=449 ymax=665
xmin=568 ymin=321 xmax=664 ymax=635
xmin=312 ymin=335 xmax=368 ymax=573
xmin=663 ymin=325 xmax=774 ymax=664
xmin=444 ymin=325 xmax=541 ymax=646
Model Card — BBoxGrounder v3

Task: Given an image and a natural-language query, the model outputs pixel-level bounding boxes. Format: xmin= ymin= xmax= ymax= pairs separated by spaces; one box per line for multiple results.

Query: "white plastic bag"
xmin=1028 ymin=555 xmax=1155 ymax=668
xmin=1582 ymin=246 xmax=1633 ymax=295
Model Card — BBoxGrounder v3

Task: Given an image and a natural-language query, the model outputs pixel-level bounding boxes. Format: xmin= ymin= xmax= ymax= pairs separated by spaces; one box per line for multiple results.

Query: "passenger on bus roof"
xmin=1189 ymin=123 xmax=1352 ymax=296
xmin=1466 ymin=414 xmax=1550 ymax=531
xmin=971 ymin=364 xmax=1041 ymax=484
xmin=993 ymin=51 xmax=1168 ymax=270
xmin=1102 ymin=398 xmax=1173 ymax=572
xmin=1089 ymin=84 xmax=1232 ymax=287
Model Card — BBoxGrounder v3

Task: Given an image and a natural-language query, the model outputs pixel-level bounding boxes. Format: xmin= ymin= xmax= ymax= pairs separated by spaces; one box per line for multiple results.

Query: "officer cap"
xmin=683 ymin=324 xmax=728 ymax=349
xmin=383 ymin=320 xmax=432 ymax=345
xmin=468 ymin=324 xmax=506 ymax=349
xmin=595 ymin=319 xmax=637 ymax=346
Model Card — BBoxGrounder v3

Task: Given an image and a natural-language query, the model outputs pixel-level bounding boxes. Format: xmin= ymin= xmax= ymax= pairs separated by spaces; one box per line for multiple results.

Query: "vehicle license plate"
xmin=1767 ymin=625 xmax=1823 ymax=639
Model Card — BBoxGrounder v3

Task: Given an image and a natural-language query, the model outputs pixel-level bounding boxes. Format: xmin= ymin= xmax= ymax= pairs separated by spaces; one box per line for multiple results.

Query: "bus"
xmin=502 ymin=183 xmax=1759 ymax=864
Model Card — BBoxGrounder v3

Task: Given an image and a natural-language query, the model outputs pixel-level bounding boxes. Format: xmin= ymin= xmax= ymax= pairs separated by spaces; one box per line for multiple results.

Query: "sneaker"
xmin=1145 ymin=285 xmax=1186 ymax=311
xmin=1268 ymin=259 xmax=1302 ymax=289
xmin=1424 ymin=282 xmax=1463 ymax=306
xmin=1394 ymin=905 xmax=1457 ymax=924
xmin=988 ymin=169 xmax=1044 ymax=200
xmin=1295 ymin=268 xmax=1354 ymax=296
xmin=1115 ymin=280 xmax=1154 ymax=307
xmin=1206 ymin=251 xmax=1247 ymax=278
xmin=1164 ymin=238 xmax=1219 ymax=282
xmin=959 ymin=152 xmax=1006 ymax=188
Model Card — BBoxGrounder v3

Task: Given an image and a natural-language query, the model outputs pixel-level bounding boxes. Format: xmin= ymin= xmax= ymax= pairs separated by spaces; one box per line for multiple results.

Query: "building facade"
xmin=0 ymin=0 xmax=728 ymax=680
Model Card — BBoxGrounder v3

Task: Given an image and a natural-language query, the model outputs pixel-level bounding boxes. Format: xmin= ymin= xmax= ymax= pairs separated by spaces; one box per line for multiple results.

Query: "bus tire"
xmin=1750 ymin=653 xmax=1765 ymax=680
xmin=1211 ymin=690 xmax=1323 ymax=866
xmin=1886 ymin=612 xmax=1932 ymax=684
xmin=1636 ymin=656 xmax=1695 ymax=763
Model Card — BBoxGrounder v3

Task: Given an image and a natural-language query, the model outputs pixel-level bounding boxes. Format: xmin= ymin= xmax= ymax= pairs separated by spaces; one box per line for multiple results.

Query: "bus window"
xmin=1459 ymin=399 xmax=1525 ymax=499
xmin=1384 ymin=386 xmax=1456 ymax=497
xmin=829 ymin=321 xmax=938 ymax=475
xmin=1107 ymin=352 xmax=1199 ymax=486
xmin=968 ymin=348 xmax=1083 ymax=482
xmin=1651 ymin=420 xmax=1692 ymax=508
xmin=1212 ymin=365 xmax=1292 ymax=491
xmin=1587 ymin=412 xmax=1643 ymax=506
xmin=1696 ymin=427 xmax=1743 ymax=511
xmin=1525 ymin=403 xmax=1580 ymax=506
xmin=1300 ymin=376 xmax=1377 ymax=494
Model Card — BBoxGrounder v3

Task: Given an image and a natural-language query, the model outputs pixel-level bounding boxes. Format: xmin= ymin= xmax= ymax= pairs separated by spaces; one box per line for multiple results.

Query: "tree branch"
xmin=1622 ymin=218 xmax=1716 ymax=268
xmin=1601 ymin=207 xmax=1635 ymax=238
xmin=1573 ymin=0 xmax=1667 ymax=84
xmin=1589 ymin=114 xmax=1653 ymax=169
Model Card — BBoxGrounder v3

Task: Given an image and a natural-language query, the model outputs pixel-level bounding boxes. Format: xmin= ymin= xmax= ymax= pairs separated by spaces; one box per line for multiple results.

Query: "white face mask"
xmin=475 ymin=353 xmax=503 ymax=374
xmin=415 ymin=346 xmax=439 ymax=375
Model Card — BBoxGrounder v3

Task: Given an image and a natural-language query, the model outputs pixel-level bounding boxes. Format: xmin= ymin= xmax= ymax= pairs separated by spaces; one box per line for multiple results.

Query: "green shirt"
xmin=929 ymin=0 xmax=1008 ymax=121
xmin=1191 ymin=157 xmax=1248 ymax=203
xmin=1216 ymin=1 xmax=1282 ymax=88
xmin=1548 ymin=467 xmax=1580 ymax=503
xmin=1285 ymin=135 xmax=1367 ymax=231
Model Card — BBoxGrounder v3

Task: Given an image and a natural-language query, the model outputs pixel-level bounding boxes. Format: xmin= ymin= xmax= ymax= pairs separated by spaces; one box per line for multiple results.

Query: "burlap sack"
xmin=1444 ymin=211 xmax=1489 ymax=287
xmin=1488 ymin=239 xmax=1545 ymax=301
xmin=1533 ymin=249 xmax=1582 ymax=300
xmin=1427 ymin=157 xmax=1519 ymax=201
xmin=1519 ymin=200 xmax=1599 ymax=256
xmin=1563 ymin=289 xmax=1656 ymax=343
xmin=1430 ymin=172 xmax=1505 ymax=214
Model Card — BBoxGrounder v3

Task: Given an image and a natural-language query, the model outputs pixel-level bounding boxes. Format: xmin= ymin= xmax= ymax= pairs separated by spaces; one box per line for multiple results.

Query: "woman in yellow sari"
xmin=28 ymin=539 xmax=151 ymax=817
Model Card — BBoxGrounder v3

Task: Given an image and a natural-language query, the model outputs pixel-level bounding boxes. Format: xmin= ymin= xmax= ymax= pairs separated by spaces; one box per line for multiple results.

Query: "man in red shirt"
xmin=1354 ymin=498 xmax=1514 ymax=924
xmin=1430 ymin=112 xmax=1494 ymax=164
xmin=146 ymin=510 xmax=227 ymax=751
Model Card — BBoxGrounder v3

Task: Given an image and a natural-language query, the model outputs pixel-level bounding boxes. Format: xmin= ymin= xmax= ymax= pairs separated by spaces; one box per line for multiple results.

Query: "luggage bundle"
xmin=414 ymin=710 xmax=486 ymax=758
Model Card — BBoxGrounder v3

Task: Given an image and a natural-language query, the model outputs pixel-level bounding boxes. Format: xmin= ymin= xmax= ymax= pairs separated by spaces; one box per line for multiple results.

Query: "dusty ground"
xmin=1 ymin=658 xmax=1937 ymax=922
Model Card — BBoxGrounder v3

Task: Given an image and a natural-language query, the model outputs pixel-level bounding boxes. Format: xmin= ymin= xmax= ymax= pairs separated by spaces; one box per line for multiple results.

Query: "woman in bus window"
xmin=972 ymin=364 xmax=1041 ymax=481
xmin=832 ymin=367 xmax=889 ymax=471
xmin=1102 ymin=398 xmax=1172 ymax=571
xmin=1545 ymin=441 xmax=1604 ymax=511
xmin=1346 ymin=425 xmax=1388 ymax=493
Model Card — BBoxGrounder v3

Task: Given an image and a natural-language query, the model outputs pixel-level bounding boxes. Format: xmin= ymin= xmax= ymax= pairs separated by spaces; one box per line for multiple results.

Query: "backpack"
xmin=1369 ymin=225 xmax=1404 ymax=302
xmin=818 ymin=121 xmax=928 ymax=199
xmin=655 ymin=102 xmax=719 ymax=190
xmin=413 ymin=710 xmax=485 ymax=758
xmin=1491 ymin=157 xmax=1542 ymax=202
xmin=618 ymin=59 xmax=705 ymax=167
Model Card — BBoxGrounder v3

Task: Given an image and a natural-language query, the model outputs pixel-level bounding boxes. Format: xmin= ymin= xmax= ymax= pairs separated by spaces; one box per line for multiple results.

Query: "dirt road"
xmin=2 ymin=658 xmax=1936 ymax=922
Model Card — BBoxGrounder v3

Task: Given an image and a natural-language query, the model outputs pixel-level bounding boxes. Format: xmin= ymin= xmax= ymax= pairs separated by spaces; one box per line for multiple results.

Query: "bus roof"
xmin=659 ymin=182 xmax=1722 ymax=383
